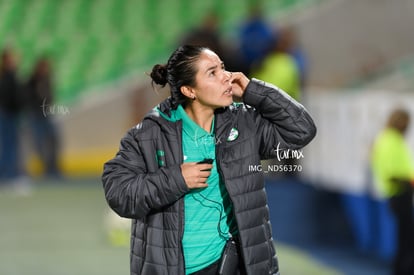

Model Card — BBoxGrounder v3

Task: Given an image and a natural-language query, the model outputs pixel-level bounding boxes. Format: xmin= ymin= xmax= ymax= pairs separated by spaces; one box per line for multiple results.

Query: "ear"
xmin=180 ymin=86 xmax=196 ymax=99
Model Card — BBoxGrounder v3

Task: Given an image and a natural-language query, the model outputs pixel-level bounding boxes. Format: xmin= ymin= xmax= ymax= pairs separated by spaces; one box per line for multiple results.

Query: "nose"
xmin=225 ymin=71 xmax=232 ymax=82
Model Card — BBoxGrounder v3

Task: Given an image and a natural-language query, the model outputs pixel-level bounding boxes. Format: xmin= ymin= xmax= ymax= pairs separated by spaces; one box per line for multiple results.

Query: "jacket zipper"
xmin=215 ymin=125 xmax=248 ymax=273
xmin=176 ymin=121 xmax=186 ymax=275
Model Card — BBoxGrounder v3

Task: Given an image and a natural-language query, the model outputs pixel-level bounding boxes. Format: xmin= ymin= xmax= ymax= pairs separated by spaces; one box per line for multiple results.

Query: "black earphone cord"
xmin=191 ymin=193 xmax=231 ymax=240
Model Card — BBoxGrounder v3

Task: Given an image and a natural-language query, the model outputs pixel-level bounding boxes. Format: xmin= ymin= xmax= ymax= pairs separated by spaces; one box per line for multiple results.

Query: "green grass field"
xmin=0 ymin=179 xmax=341 ymax=275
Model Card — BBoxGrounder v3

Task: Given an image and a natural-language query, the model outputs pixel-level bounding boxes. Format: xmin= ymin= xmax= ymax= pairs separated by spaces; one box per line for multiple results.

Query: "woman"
xmin=0 ymin=48 xmax=22 ymax=180
xmin=102 ymin=45 xmax=316 ymax=275
xmin=371 ymin=109 xmax=414 ymax=275
xmin=24 ymin=57 xmax=61 ymax=178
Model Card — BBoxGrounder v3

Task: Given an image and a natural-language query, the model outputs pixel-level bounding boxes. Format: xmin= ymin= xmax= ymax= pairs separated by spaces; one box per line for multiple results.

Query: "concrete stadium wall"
xmin=290 ymin=0 xmax=414 ymax=87
xmin=301 ymin=89 xmax=414 ymax=195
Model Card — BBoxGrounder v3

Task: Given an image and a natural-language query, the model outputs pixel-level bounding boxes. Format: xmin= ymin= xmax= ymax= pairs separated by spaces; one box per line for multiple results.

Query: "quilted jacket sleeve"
xmin=242 ymin=78 xmax=317 ymax=158
xmin=102 ymin=127 xmax=189 ymax=219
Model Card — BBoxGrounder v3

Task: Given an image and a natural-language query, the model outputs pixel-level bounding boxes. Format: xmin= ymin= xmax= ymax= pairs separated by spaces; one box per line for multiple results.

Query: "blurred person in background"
xmin=0 ymin=48 xmax=23 ymax=181
xmin=286 ymin=26 xmax=308 ymax=92
xmin=24 ymin=57 xmax=61 ymax=178
xmin=180 ymin=11 xmax=247 ymax=75
xmin=252 ymin=26 xmax=301 ymax=102
xmin=371 ymin=108 xmax=414 ymax=275
xmin=102 ymin=45 xmax=316 ymax=275
xmin=239 ymin=3 xmax=275 ymax=76
xmin=181 ymin=12 xmax=223 ymax=58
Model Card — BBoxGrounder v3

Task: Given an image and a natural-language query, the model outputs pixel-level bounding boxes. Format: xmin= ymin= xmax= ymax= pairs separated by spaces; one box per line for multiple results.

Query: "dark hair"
xmin=0 ymin=48 xmax=13 ymax=74
xmin=387 ymin=108 xmax=410 ymax=134
xmin=150 ymin=45 xmax=207 ymax=108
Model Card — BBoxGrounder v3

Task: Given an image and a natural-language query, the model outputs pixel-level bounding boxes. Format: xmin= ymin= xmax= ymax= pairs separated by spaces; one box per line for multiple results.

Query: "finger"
xmin=198 ymin=170 xmax=211 ymax=178
xmin=231 ymin=72 xmax=242 ymax=81
xmin=197 ymin=178 xmax=209 ymax=184
xmin=195 ymin=178 xmax=209 ymax=185
xmin=191 ymin=184 xmax=208 ymax=190
xmin=184 ymin=162 xmax=201 ymax=167
xmin=189 ymin=180 xmax=208 ymax=189
xmin=197 ymin=163 xmax=213 ymax=171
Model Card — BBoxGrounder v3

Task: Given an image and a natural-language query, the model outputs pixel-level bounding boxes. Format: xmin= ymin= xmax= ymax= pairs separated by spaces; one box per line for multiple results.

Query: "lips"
xmin=223 ymin=87 xmax=233 ymax=96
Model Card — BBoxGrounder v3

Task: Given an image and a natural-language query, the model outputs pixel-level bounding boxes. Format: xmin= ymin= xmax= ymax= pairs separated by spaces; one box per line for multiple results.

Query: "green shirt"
xmin=157 ymin=105 xmax=232 ymax=274
xmin=371 ymin=128 xmax=414 ymax=198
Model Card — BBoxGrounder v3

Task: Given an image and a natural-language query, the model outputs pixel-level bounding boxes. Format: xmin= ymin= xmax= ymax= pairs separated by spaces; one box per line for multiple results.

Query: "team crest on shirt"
xmin=227 ymin=128 xmax=239 ymax=141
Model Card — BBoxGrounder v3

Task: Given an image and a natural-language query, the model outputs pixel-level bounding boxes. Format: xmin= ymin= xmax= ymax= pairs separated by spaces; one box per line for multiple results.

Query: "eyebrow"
xmin=205 ymin=62 xmax=224 ymax=73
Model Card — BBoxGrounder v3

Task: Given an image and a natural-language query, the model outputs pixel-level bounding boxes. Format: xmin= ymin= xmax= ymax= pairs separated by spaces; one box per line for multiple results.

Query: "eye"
xmin=209 ymin=70 xmax=216 ymax=76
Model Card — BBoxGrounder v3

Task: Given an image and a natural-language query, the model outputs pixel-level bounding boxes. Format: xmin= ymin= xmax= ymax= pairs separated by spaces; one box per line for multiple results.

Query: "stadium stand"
xmin=0 ymin=0 xmax=325 ymax=104
xmin=349 ymin=54 xmax=414 ymax=92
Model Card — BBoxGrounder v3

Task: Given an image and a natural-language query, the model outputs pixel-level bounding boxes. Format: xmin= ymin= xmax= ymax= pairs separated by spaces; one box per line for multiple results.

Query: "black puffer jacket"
xmin=102 ymin=79 xmax=316 ymax=275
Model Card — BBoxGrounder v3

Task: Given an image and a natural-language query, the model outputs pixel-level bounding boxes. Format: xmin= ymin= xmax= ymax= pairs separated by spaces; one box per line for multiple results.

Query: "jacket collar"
xmin=214 ymin=107 xmax=233 ymax=144
xmin=145 ymin=97 xmax=234 ymax=140
xmin=156 ymin=97 xmax=175 ymax=117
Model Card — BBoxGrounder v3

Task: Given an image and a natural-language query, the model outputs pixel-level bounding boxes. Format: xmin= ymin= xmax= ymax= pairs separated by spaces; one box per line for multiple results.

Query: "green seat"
xmin=0 ymin=0 xmax=329 ymax=104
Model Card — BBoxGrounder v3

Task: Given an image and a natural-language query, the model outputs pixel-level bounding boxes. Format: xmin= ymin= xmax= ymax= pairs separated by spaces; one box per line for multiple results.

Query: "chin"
xmin=209 ymin=98 xmax=233 ymax=109
xmin=221 ymin=98 xmax=234 ymax=107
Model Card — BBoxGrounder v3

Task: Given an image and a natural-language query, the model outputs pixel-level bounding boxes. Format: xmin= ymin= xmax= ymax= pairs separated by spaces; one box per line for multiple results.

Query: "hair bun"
xmin=150 ymin=64 xmax=168 ymax=86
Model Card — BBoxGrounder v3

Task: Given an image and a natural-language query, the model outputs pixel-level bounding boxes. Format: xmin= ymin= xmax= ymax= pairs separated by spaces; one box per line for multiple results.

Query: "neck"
xmin=184 ymin=102 xmax=214 ymax=133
